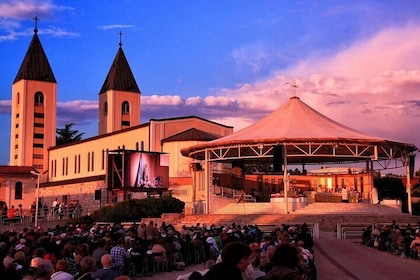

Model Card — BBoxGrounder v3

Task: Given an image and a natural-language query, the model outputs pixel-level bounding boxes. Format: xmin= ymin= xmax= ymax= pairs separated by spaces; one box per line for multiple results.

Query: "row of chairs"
xmin=126 ymin=248 xmax=207 ymax=277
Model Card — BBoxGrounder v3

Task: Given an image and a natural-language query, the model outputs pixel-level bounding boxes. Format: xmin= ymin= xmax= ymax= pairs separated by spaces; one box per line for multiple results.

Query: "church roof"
xmin=99 ymin=47 xmax=140 ymax=94
xmin=0 ymin=166 xmax=38 ymax=175
xmin=162 ymin=128 xmax=220 ymax=143
xmin=13 ymin=33 xmax=56 ymax=84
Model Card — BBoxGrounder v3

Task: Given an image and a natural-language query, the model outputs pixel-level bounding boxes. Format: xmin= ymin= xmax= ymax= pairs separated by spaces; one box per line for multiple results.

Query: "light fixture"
xmin=30 ymin=170 xmax=40 ymax=228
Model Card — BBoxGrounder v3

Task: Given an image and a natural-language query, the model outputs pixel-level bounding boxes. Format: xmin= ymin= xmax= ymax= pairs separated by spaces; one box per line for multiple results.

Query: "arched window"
xmin=15 ymin=181 xmax=23 ymax=200
xmin=104 ymin=101 xmax=108 ymax=115
xmin=34 ymin=91 xmax=44 ymax=106
xmin=122 ymin=101 xmax=130 ymax=115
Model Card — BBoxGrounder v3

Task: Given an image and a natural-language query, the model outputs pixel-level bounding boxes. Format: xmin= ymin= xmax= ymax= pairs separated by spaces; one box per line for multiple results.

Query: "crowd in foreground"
xmin=362 ymin=220 xmax=420 ymax=259
xmin=0 ymin=220 xmax=316 ymax=280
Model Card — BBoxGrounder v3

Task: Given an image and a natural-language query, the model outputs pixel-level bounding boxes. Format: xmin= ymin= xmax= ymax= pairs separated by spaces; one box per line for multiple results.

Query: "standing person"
xmin=137 ymin=222 xmax=147 ymax=241
xmin=52 ymin=198 xmax=59 ymax=217
xmin=202 ymin=241 xmax=252 ymax=280
xmin=92 ymin=239 xmax=109 ymax=268
xmin=7 ymin=205 xmax=15 ymax=219
xmin=145 ymin=221 xmax=159 ymax=241
xmin=110 ymin=239 xmax=130 ymax=275
xmin=264 ymin=243 xmax=304 ymax=280
xmin=370 ymin=187 xmax=379 ymax=204
xmin=43 ymin=203 xmax=49 ymax=219
xmin=341 ymin=186 xmax=349 ymax=203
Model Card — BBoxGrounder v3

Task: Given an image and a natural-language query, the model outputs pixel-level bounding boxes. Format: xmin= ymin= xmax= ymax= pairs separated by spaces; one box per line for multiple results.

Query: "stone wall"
xmin=39 ymin=180 xmax=105 ymax=215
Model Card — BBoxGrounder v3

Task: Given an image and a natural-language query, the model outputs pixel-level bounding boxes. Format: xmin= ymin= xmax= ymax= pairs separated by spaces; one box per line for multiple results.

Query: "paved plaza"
xmin=133 ymin=231 xmax=420 ymax=280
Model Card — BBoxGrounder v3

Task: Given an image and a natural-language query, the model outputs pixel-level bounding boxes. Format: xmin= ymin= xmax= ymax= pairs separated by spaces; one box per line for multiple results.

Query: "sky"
xmin=0 ymin=0 xmax=419 ymax=175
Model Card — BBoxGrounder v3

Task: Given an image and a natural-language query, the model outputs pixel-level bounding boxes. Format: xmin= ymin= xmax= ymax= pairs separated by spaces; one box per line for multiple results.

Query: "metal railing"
xmin=212 ymin=185 xmax=256 ymax=202
xmin=336 ymin=223 xmax=373 ymax=239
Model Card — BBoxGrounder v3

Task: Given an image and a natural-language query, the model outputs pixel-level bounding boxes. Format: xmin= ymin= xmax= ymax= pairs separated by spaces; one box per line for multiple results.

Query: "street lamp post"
xmin=30 ymin=171 xmax=40 ymax=228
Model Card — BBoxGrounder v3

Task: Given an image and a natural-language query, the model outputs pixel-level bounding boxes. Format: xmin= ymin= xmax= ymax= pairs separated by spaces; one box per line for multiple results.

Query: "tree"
xmin=56 ymin=123 xmax=84 ymax=146
xmin=374 ymin=176 xmax=405 ymax=200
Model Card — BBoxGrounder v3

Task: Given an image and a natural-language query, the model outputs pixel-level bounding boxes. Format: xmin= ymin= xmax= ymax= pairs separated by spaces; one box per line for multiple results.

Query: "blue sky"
xmin=1 ymin=0 xmax=420 ymax=174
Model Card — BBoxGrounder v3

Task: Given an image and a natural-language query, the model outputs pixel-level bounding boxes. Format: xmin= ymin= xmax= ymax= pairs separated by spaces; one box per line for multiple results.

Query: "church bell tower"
xmin=10 ymin=17 xmax=57 ymax=173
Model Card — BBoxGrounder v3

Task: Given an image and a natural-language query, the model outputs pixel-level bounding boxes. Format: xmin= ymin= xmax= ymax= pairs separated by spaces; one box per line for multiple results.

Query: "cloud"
xmin=0 ymin=0 xmax=72 ymax=19
xmin=98 ymin=24 xmax=135 ymax=30
xmin=0 ymin=100 xmax=11 ymax=114
xmin=213 ymin=24 xmax=420 ymax=146
xmin=142 ymin=95 xmax=183 ymax=106
xmin=231 ymin=41 xmax=270 ymax=73
xmin=39 ymin=27 xmax=80 ymax=38
xmin=57 ymin=100 xmax=98 ymax=126
xmin=0 ymin=1 xmax=75 ymax=42
xmin=290 ymin=23 xmax=420 ymax=78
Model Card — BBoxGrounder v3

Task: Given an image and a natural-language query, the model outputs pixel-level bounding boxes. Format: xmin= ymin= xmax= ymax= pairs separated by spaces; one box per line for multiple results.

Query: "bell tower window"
xmin=122 ymin=101 xmax=130 ymax=115
xmin=34 ymin=91 xmax=44 ymax=106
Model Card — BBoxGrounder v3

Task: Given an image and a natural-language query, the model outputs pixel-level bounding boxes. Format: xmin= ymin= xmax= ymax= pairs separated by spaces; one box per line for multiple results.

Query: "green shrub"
xmin=412 ymin=184 xmax=420 ymax=197
xmin=374 ymin=176 xmax=405 ymax=200
xmin=413 ymin=202 xmax=420 ymax=216
xmin=90 ymin=197 xmax=184 ymax=223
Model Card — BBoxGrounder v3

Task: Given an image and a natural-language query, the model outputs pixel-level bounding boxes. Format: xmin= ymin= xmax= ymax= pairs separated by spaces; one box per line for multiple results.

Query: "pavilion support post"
xmin=406 ymin=156 xmax=412 ymax=215
xmin=283 ymin=143 xmax=289 ymax=214
xmin=204 ymin=149 xmax=210 ymax=215
xmin=192 ymin=167 xmax=197 ymax=214
xmin=369 ymin=159 xmax=374 ymax=203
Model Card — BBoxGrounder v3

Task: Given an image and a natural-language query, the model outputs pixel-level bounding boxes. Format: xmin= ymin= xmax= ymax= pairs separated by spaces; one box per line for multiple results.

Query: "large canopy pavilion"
xmin=181 ymin=96 xmax=418 ymax=214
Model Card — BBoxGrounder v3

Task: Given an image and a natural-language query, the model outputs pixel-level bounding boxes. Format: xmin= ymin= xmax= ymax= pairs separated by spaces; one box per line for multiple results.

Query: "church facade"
xmin=1 ymin=27 xmax=233 ymax=215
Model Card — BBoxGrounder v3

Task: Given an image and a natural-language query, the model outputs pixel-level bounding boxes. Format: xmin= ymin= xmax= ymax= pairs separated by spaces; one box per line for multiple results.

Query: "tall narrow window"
xmin=17 ymin=92 xmax=20 ymax=105
xmin=122 ymin=101 xmax=130 ymax=115
xmin=104 ymin=101 xmax=108 ymax=115
xmin=88 ymin=152 xmax=91 ymax=172
xmin=34 ymin=91 xmax=44 ymax=106
xmin=78 ymin=155 xmax=81 ymax=173
xmin=74 ymin=155 xmax=77 ymax=173
xmin=15 ymin=182 xmax=23 ymax=200
xmin=51 ymin=160 xmax=54 ymax=177
xmin=101 ymin=149 xmax=105 ymax=170
xmin=91 ymin=152 xmax=94 ymax=171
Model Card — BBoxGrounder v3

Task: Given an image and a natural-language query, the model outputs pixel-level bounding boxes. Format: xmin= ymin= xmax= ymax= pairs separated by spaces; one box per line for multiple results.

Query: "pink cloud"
xmin=205 ymin=24 xmax=420 ymax=174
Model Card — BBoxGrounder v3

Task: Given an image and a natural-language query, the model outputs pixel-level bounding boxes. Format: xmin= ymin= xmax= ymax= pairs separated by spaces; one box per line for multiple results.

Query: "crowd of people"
xmin=0 ymin=219 xmax=316 ymax=280
xmin=362 ymin=220 xmax=420 ymax=259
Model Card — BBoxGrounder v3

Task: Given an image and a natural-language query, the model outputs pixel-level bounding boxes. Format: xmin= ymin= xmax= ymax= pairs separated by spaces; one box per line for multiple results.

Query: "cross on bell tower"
xmin=33 ymin=16 xmax=39 ymax=34
xmin=118 ymin=31 xmax=123 ymax=47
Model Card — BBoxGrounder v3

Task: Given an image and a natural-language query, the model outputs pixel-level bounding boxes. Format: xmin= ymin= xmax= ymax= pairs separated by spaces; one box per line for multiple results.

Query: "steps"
xmin=213 ymin=202 xmax=284 ymax=215
xmin=181 ymin=201 xmax=419 ymax=232
xmin=294 ymin=202 xmax=403 ymax=215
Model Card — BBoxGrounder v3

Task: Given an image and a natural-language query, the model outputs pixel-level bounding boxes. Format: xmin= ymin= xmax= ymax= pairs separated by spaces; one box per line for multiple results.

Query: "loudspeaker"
xmin=191 ymin=163 xmax=202 ymax=171
xmin=273 ymin=145 xmax=283 ymax=172
xmin=94 ymin=190 xmax=101 ymax=200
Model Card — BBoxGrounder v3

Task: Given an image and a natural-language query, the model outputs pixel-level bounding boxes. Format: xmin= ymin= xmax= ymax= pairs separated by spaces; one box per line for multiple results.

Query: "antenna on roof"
xmin=33 ymin=16 xmax=39 ymax=34
xmin=285 ymin=81 xmax=298 ymax=97
xmin=118 ymin=31 xmax=123 ymax=47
